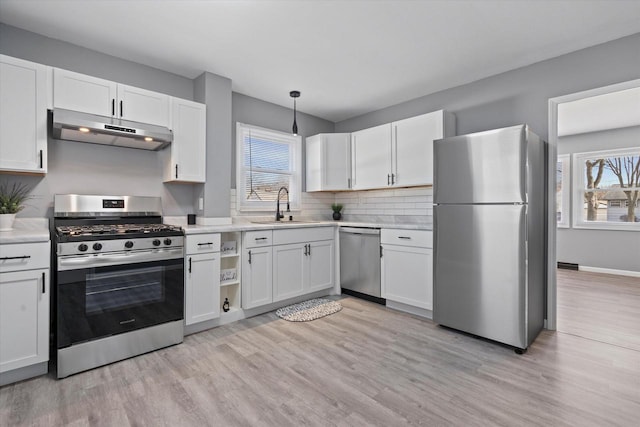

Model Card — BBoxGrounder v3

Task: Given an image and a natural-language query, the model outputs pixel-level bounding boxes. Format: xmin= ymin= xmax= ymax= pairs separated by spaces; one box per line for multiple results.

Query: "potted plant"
xmin=331 ymin=203 xmax=343 ymax=221
xmin=0 ymin=182 xmax=32 ymax=231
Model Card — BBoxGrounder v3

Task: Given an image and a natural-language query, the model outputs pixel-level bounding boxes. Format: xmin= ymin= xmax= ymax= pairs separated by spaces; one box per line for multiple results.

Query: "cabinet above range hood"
xmin=52 ymin=108 xmax=172 ymax=151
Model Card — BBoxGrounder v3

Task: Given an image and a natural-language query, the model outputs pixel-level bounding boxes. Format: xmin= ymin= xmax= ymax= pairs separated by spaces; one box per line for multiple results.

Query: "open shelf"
xmin=220 ymin=279 xmax=240 ymax=288
xmin=220 ymin=231 xmax=241 ymax=316
xmin=221 ymin=253 xmax=239 ymax=259
xmin=221 ymin=306 xmax=240 ymax=316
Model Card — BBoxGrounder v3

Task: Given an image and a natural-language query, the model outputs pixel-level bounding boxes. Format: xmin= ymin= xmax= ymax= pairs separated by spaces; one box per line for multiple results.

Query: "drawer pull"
xmin=0 ymin=255 xmax=32 ymax=260
xmin=42 ymin=272 xmax=46 ymax=294
xmin=197 ymin=242 xmax=213 ymax=246
xmin=254 ymin=237 xmax=268 ymax=241
xmin=398 ymin=236 xmax=411 ymax=240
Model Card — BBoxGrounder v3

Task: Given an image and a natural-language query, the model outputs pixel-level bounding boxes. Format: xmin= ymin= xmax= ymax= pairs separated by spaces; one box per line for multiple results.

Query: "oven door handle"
xmin=58 ymin=248 xmax=184 ymax=270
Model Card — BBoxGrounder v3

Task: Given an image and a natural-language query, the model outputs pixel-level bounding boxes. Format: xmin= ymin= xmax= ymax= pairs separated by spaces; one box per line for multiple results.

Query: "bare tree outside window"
xmin=581 ymin=151 xmax=640 ymax=224
xmin=584 ymin=158 xmax=605 ymax=221
xmin=605 ymin=155 xmax=640 ymax=222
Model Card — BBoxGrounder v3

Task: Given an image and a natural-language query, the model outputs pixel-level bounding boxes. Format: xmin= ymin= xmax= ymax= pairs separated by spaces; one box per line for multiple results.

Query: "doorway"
xmin=548 ymin=80 xmax=640 ymax=345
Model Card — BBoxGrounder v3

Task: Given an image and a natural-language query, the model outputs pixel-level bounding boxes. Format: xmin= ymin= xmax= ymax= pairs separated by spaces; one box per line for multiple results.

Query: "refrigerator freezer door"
xmin=433 ymin=204 xmax=527 ymax=349
xmin=434 ymin=125 xmax=527 ymax=204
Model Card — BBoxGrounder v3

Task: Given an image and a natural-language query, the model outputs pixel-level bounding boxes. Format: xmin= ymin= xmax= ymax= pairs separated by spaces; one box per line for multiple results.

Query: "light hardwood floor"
xmin=557 ymin=268 xmax=640 ymax=351
xmin=2 ymin=272 xmax=640 ymax=426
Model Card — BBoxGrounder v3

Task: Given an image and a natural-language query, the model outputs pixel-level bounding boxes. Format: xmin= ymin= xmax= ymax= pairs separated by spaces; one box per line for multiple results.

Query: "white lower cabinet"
xmin=184 ymin=233 xmax=221 ymax=325
xmin=307 ymin=240 xmax=335 ymax=293
xmin=273 ymin=243 xmax=306 ymax=302
xmin=0 ymin=241 xmax=50 ymax=381
xmin=242 ymin=245 xmax=273 ymax=309
xmin=242 ymin=227 xmax=334 ymax=309
xmin=272 ymin=238 xmax=335 ymax=302
xmin=381 ymin=229 xmax=433 ymax=310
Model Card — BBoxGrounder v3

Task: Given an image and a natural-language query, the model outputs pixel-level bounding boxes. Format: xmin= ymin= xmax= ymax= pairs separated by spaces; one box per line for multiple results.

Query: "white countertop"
xmin=168 ymin=218 xmax=432 ymax=235
xmin=0 ymin=217 xmax=430 ymax=242
xmin=0 ymin=218 xmax=50 ymax=244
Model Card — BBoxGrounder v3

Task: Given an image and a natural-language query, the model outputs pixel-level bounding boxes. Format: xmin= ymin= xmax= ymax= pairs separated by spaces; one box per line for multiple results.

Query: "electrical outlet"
xmin=198 ymin=197 xmax=204 ymax=210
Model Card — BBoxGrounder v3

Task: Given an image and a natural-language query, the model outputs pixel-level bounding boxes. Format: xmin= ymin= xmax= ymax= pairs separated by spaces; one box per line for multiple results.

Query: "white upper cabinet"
xmin=53 ymin=68 xmax=170 ymax=128
xmin=351 ymin=123 xmax=392 ymax=190
xmin=53 ymin=69 xmax=116 ymax=117
xmin=117 ymin=84 xmax=170 ymax=127
xmin=305 ymin=133 xmax=352 ymax=191
xmin=351 ymin=110 xmax=455 ymax=190
xmin=393 ymin=110 xmax=446 ymax=187
xmin=0 ymin=55 xmax=49 ymax=173
xmin=162 ymin=98 xmax=206 ymax=183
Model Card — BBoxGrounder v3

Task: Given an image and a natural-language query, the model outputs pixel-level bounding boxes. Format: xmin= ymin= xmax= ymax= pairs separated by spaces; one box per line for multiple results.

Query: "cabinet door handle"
xmin=120 ymin=100 xmax=123 ymax=117
xmin=387 ymin=174 xmax=391 ymax=185
xmin=304 ymin=244 xmax=308 ymax=256
xmin=392 ymin=173 xmax=396 ymax=185
xmin=175 ymin=164 xmax=178 ymax=179
xmin=307 ymin=244 xmax=311 ymax=256
xmin=188 ymin=257 xmax=192 ymax=273
xmin=348 ymin=178 xmax=351 ymax=189
xmin=197 ymin=242 xmax=213 ymax=246
xmin=248 ymin=250 xmax=252 ymax=264
xmin=42 ymin=271 xmax=46 ymax=293
xmin=398 ymin=236 xmax=411 ymax=240
xmin=112 ymin=99 xmax=115 ymax=116
xmin=39 ymin=150 xmax=43 ymax=169
xmin=0 ymin=255 xmax=31 ymax=260
xmin=380 ymin=245 xmax=383 ymax=258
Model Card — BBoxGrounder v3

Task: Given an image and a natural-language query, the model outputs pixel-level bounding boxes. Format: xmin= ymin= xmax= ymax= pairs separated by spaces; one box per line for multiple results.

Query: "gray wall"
xmin=0 ymin=23 xmax=197 ymax=217
xmin=556 ymin=126 xmax=640 ymax=272
xmin=335 ymin=33 xmax=640 ymax=272
xmin=194 ymin=72 xmax=232 ymax=218
xmin=0 ymin=24 xmax=193 ymax=99
xmin=231 ymin=92 xmax=335 ymax=190
xmin=336 ymin=33 xmax=640 ymax=141
xmin=0 ymin=23 xmax=335 ymax=219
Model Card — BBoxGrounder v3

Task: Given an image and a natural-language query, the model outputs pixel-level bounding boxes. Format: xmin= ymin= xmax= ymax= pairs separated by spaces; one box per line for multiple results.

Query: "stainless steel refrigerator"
xmin=433 ymin=124 xmax=547 ymax=352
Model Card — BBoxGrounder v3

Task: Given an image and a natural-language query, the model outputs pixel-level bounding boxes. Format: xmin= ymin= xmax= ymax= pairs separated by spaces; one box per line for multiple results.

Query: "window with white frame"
xmin=236 ymin=123 xmax=301 ymax=212
xmin=556 ymin=154 xmax=571 ymax=228
xmin=572 ymin=147 xmax=640 ymax=230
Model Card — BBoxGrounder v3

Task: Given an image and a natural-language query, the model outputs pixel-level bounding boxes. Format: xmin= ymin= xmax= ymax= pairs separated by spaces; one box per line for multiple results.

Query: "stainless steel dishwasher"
xmin=339 ymin=227 xmax=384 ymax=304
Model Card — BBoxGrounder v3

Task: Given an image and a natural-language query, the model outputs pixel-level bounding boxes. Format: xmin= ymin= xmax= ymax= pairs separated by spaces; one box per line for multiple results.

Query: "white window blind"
xmin=236 ymin=123 xmax=301 ymax=212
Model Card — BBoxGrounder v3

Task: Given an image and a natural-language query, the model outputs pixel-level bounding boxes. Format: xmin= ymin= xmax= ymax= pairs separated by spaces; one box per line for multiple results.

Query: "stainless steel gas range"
xmin=52 ymin=194 xmax=185 ymax=378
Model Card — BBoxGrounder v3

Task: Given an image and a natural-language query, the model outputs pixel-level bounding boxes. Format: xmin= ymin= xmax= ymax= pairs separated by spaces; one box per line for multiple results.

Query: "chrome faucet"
xmin=275 ymin=186 xmax=290 ymax=221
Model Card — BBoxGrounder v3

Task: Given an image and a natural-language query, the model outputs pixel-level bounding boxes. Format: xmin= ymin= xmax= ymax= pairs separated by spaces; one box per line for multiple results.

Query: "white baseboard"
xmin=579 ymin=265 xmax=640 ymax=278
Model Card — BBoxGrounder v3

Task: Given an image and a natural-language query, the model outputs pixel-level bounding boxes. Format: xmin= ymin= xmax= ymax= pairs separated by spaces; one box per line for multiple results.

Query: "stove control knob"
xmin=78 ymin=243 xmax=88 ymax=252
xmin=93 ymin=243 xmax=103 ymax=251
xmin=152 ymin=239 xmax=161 ymax=246
xmin=124 ymin=241 xmax=134 ymax=249
xmin=164 ymin=238 xmax=172 ymax=246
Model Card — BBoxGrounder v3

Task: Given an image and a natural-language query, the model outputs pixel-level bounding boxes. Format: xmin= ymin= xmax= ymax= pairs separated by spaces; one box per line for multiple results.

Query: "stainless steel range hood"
xmin=52 ymin=108 xmax=172 ymax=151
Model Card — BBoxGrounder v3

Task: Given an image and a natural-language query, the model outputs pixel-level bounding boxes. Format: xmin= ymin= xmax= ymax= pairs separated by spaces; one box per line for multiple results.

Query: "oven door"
xmin=56 ymin=248 xmax=184 ymax=349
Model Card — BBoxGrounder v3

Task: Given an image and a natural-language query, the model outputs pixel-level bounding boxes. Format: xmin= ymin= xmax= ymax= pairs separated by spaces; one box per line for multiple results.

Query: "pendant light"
xmin=290 ymin=90 xmax=300 ymax=136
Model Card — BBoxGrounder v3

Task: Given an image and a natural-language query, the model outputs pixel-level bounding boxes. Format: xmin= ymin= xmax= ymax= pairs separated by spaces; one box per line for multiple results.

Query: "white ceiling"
xmin=1 ymin=1 xmax=639 ymax=122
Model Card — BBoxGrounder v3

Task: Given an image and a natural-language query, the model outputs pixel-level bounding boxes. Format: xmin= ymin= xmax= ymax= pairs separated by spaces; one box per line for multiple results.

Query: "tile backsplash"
xmin=230 ymin=187 xmax=433 ymax=225
xmin=335 ymin=187 xmax=433 ymax=225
